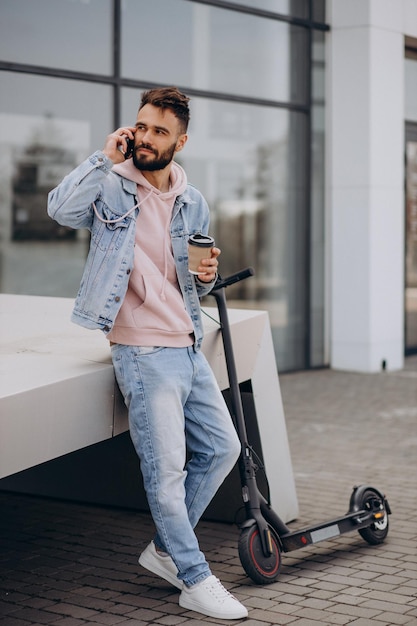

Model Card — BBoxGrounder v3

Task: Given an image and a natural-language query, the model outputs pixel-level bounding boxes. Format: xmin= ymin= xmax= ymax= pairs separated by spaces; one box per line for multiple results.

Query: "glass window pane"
xmin=209 ymin=12 xmax=308 ymax=103
xmin=224 ymin=0 xmax=309 ymax=18
xmin=405 ymin=58 xmax=417 ymax=122
xmin=405 ymin=137 xmax=417 ymax=351
xmin=0 ymin=0 xmax=112 ymax=74
xmin=121 ymin=0 xmax=193 ymax=87
xmin=0 ymin=72 xmax=113 ymax=297
xmin=310 ymin=30 xmax=326 ymax=367
xmin=312 ymin=0 xmax=326 ymax=23
xmin=122 ymin=0 xmax=308 ymax=104
xmin=122 ymin=88 xmax=307 ymax=370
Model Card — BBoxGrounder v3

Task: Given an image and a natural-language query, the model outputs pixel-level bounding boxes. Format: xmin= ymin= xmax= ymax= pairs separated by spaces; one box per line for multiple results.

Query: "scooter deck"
xmin=280 ymin=507 xmax=388 ymax=552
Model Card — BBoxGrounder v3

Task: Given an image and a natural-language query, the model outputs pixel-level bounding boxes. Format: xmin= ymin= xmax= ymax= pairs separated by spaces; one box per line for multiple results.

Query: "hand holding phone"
xmin=124 ymin=137 xmax=134 ymax=159
xmin=103 ymin=127 xmax=135 ymax=163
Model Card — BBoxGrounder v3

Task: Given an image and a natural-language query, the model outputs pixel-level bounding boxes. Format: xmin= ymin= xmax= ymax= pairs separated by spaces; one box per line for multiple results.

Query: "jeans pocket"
xmin=134 ymin=346 xmax=164 ymax=356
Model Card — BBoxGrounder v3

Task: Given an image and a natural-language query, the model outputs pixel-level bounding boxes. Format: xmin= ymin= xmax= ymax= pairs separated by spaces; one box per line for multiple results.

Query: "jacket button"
xmin=115 ymin=296 xmax=120 ymax=302
xmin=103 ymin=325 xmax=110 ymax=332
xmin=126 ymin=269 xmax=131 ymax=274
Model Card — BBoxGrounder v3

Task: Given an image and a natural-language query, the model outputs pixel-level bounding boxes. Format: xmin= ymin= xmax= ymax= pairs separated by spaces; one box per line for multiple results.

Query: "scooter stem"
xmin=211 ymin=283 xmax=279 ymax=556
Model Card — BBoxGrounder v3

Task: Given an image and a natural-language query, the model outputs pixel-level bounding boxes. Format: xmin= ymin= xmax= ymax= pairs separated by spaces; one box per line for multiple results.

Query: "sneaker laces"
xmin=203 ymin=576 xmax=237 ymax=603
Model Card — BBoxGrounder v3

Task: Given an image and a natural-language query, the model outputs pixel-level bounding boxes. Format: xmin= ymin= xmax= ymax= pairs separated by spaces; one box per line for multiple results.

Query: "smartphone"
xmin=124 ymin=137 xmax=134 ymax=159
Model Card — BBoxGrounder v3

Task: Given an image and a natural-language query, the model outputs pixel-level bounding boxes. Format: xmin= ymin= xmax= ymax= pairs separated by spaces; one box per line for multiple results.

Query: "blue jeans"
xmin=111 ymin=344 xmax=241 ymax=586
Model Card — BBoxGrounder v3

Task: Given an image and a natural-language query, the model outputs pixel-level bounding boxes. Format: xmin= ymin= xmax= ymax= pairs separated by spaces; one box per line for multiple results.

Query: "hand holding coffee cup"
xmin=188 ymin=233 xmax=215 ymax=275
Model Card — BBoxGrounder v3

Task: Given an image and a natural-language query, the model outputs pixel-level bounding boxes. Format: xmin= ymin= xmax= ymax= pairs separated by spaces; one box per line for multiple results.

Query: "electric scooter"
xmin=208 ymin=268 xmax=391 ymax=585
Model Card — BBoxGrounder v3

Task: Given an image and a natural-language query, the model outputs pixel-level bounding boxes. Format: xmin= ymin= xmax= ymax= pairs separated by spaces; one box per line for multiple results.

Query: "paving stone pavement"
xmin=1 ymin=356 xmax=416 ymax=625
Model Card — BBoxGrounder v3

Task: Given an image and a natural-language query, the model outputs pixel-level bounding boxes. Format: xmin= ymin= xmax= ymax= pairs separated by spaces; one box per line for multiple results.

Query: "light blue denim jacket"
xmin=47 ymin=151 xmax=214 ymax=350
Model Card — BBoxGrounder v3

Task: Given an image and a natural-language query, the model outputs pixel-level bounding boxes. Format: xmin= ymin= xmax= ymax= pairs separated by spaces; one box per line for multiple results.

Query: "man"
xmin=47 ymin=87 xmax=248 ymax=620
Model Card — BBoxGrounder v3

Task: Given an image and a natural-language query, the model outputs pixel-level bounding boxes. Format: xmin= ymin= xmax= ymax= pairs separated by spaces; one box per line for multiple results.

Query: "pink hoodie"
xmin=106 ymin=159 xmax=194 ymax=347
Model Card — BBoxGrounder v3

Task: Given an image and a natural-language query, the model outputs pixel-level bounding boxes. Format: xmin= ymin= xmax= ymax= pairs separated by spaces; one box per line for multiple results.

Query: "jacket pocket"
xmin=92 ymin=204 xmax=131 ymax=251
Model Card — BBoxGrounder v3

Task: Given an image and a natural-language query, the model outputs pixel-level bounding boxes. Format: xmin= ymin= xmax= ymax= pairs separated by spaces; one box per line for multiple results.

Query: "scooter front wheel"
xmin=357 ymin=488 xmax=389 ymax=545
xmin=238 ymin=523 xmax=281 ymax=584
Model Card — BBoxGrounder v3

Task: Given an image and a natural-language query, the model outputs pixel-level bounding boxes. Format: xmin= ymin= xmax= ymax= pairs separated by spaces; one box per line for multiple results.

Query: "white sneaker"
xmin=138 ymin=542 xmax=182 ymax=590
xmin=179 ymin=575 xmax=248 ymax=619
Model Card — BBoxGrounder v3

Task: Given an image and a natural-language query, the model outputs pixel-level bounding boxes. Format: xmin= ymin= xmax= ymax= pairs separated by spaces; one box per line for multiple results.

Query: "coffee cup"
xmin=188 ymin=233 xmax=215 ymax=275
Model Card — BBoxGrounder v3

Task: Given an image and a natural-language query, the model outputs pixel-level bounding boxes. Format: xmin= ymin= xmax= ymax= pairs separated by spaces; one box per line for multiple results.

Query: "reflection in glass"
xmin=194 ymin=100 xmax=308 ymax=371
xmin=310 ymin=30 xmax=326 ymax=366
xmin=405 ymin=140 xmax=417 ymax=351
xmin=405 ymin=59 xmax=417 ymax=123
xmin=221 ymin=0 xmax=308 ymax=18
xmin=0 ymin=72 xmax=112 ymax=298
xmin=221 ymin=0 xmax=325 ymax=20
xmin=0 ymin=0 xmax=112 ymax=74
xmin=311 ymin=0 xmax=326 ymax=22
xmin=404 ymin=57 xmax=417 ymax=352
xmin=122 ymin=0 xmax=308 ymax=104
xmin=12 ymin=143 xmax=77 ymax=242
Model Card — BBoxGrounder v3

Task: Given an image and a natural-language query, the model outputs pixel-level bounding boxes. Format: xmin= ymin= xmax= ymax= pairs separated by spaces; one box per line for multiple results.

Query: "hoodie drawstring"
xmin=160 ymin=208 xmax=174 ymax=301
xmin=92 ymin=188 xmax=153 ymax=224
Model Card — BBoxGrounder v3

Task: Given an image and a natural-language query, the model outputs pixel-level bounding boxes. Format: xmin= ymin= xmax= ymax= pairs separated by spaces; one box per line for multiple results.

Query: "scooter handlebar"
xmin=211 ymin=267 xmax=255 ymax=291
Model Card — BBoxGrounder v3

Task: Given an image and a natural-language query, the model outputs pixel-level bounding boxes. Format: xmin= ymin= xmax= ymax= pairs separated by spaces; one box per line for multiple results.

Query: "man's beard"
xmin=133 ymin=141 xmax=177 ymax=171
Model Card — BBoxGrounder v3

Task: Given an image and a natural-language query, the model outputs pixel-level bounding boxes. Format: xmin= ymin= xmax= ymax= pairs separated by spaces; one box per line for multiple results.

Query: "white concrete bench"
xmin=0 ymin=294 xmax=298 ymax=522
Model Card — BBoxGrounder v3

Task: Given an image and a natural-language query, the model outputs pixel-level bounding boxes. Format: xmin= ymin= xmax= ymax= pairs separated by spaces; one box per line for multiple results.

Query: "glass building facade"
xmin=0 ymin=0 xmax=327 ymax=372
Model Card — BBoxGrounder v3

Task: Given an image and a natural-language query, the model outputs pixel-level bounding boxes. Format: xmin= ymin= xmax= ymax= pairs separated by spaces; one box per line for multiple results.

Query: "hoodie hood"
xmin=112 ymin=158 xmax=187 ymax=199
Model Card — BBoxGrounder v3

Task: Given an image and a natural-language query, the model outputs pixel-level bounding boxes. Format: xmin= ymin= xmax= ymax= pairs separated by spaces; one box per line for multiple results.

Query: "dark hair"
xmin=139 ymin=87 xmax=190 ymax=133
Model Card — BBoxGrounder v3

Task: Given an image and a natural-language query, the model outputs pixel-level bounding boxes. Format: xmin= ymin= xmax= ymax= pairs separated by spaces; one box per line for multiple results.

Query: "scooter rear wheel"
xmin=357 ymin=488 xmax=389 ymax=545
xmin=238 ymin=524 xmax=281 ymax=584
